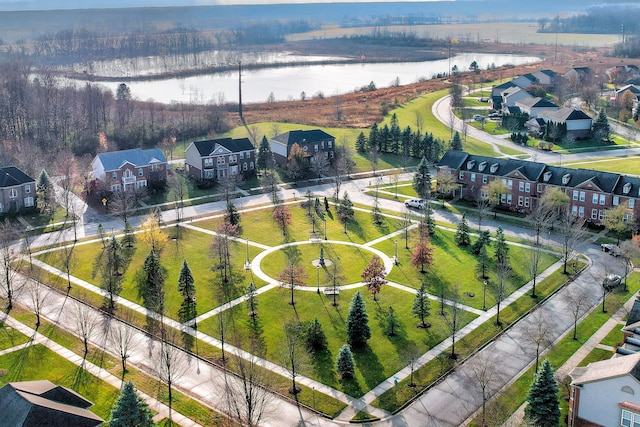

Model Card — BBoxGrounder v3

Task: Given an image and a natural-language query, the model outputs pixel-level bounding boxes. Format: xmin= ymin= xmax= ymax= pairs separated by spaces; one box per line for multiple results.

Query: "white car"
xmin=601 ymin=243 xmax=621 ymax=256
xmin=473 ymin=114 xmax=484 ymax=121
xmin=404 ymin=199 xmax=426 ymax=209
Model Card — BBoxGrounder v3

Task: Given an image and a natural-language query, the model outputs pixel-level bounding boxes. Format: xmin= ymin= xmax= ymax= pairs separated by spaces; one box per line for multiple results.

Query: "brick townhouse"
xmin=0 ymin=166 xmax=36 ymax=215
xmin=436 ymin=150 xmax=640 ymax=225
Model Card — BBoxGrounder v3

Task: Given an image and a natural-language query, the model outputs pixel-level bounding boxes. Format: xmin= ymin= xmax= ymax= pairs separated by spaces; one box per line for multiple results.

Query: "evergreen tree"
xmin=246 ymin=282 xmax=258 ymax=317
xmin=592 ymin=109 xmax=611 ymax=142
xmin=355 ymin=131 xmax=368 ymax=152
xmin=525 ymin=359 xmax=560 ymax=427
xmin=412 ymin=157 xmax=432 ymax=199
xmin=324 ymin=196 xmax=330 ymax=213
xmin=450 ymin=131 xmax=463 ymax=150
xmin=256 ymin=135 xmax=272 ymax=171
xmin=305 ymin=318 xmax=328 ymax=352
xmin=225 ymin=201 xmax=240 ymax=226
xmin=100 ymin=235 xmax=125 ymax=312
xmin=97 ymin=223 xmax=107 ymax=248
xmin=177 ymin=259 xmax=195 ymax=301
xmin=472 ymin=230 xmax=492 ymax=255
xmin=122 ymin=219 xmax=135 ymax=248
xmin=138 ymin=250 xmax=165 ymax=315
xmin=36 ymin=169 xmax=54 ymax=212
xmin=423 ymin=204 xmax=436 ymax=236
xmin=109 ymin=381 xmax=155 ymax=427
xmin=454 ymin=213 xmax=471 ymax=246
xmin=475 ymin=243 xmax=490 ymax=280
xmin=494 ymin=226 xmax=510 ymax=267
xmin=337 ymin=192 xmax=354 ymax=233
xmin=336 ymin=344 xmax=355 ymax=379
xmin=412 ymin=282 xmax=431 ymax=328
xmin=368 ymin=123 xmax=379 ymax=151
xmin=385 ymin=306 xmax=400 ymax=336
xmin=346 ymin=291 xmax=371 ymax=347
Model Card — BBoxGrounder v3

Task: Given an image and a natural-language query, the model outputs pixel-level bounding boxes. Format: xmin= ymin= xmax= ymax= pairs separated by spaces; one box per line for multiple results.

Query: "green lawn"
xmin=563 ymin=155 xmax=640 ymax=175
xmin=600 ymin=325 xmax=624 ymax=347
xmin=198 ymin=285 xmax=477 ymax=397
xmin=0 ymin=325 xmax=31 ymax=351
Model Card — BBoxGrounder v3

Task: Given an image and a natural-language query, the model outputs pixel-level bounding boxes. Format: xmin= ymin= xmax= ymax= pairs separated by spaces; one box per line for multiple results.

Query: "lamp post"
xmin=244 ymin=237 xmax=250 ymax=270
xmin=324 ymin=216 xmax=327 ymax=240
xmin=394 ymin=240 xmax=398 ymax=265
xmin=482 ymin=280 xmax=487 ymax=311
xmin=316 ymin=264 xmax=320 ymax=294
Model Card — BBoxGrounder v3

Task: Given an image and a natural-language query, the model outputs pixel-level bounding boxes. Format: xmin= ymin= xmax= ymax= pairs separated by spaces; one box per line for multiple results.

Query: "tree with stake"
xmin=122 ymin=218 xmax=135 ymax=248
xmin=109 ymin=318 xmax=137 ymax=381
xmin=413 ymin=282 xmax=431 ymax=328
xmin=109 ymin=381 xmax=154 ymax=427
xmin=524 ymin=359 xmax=560 ymax=427
xmin=562 ymin=285 xmax=591 ymax=340
xmin=494 ymin=226 xmax=509 ymax=268
xmin=336 ymin=344 xmax=355 ymax=379
xmin=347 ymin=291 xmax=371 ymax=347
xmin=445 ymin=284 xmax=461 ymax=359
xmin=155 ymin=330 xmax=187 ymax=424
xmin=282 ymin=322 xmax=305 ymax=395
xmin=492 ymin=263 xmax=511 ymax=326
xmin=362 ymin=255 xmax=386 ymax=301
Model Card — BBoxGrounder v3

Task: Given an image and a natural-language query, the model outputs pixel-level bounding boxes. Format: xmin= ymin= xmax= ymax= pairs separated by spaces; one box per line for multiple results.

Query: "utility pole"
xmin=238 ymin=61 xmax=243 ymax=120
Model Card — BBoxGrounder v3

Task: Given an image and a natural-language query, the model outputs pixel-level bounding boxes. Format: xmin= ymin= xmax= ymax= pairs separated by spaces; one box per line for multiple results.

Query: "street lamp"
xmin=244 ymin=237 xmax=250 ymax=270
xmin=394 ymin=240 xmax=398 ymax=265
xmin=482 ymin=280 xmax=487 ymax=311
xmin=316 ymin=264 xmax=320 ymax=294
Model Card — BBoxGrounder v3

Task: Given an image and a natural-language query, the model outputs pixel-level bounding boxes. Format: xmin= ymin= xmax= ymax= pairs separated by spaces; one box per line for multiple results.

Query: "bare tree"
xmin=26 ymin=280 xmax=51 ymax=330
xmin=465 ymin=352 xmax=504 ymax=427
xmin=108 ymin=317 xmax=138 ymax=381
xmin=72 ymin=299 xmax=101 ymax=358
xmin=523 ymin=311 xmax=553 ymax=373
xmin=218 ymin=172 xmax=239 ymax=204
xmin=475 ymin=193 xmax=491 ymax=232
xmin=525 ymin=244 xmax=544 ymax=299
xmin=170 ymin=171 xmax=188 ymax=239
xmin=110 ymin=187 xmax=146 ymax=225
xmin=558 ymin=211 xmax=586 ymax=274
xmin=562 ymin=285 xmax=592 ymax=340
xmin=0 ymin=219 xmax=23 ymax=310
xmin=58 ymin=241 xmax=77 ymax=292
xmin=281 ymin=321 xmax=306 ymax=396
xmin=492 ymin=263 xmax=511 ymax=326
xmin=155 ymin=330 xmax=189 ymax=423
xmin=445 ymin=284 xmax=461 ymax=359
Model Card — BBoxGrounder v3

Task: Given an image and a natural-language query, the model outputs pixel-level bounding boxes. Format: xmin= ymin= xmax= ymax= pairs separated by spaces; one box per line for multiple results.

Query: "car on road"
xmin=404 ymin=199 xmax=426 ymax=209
xmin=601 ymin=243 xmax=621 ymax=256
xmin=603 ymin=273 xmax=622 ymax=290
xmin=473 ymin=114 xmax=484 ymax=121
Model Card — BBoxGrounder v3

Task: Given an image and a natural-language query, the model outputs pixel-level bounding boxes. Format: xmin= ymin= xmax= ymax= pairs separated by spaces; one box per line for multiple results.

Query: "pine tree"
xmin=355 ymin=131 xmax=368 ymax=152
xmin=336 ymin=344 xmax=355 ymax=379
xmin=346 ymin=291 xmax=371 ymax=347
xmin=385 ymin=306 xmax=400 ymax=336
xmin=109 ymin=381 xmax=155 ymax=427
xmin=122 ymin=219 xmax=135 ymax=248
xmin=97 ymin=223 xmax=106 ymax=248
xmin=225 ymin=201 xmax=240 ymax=226
xmin=525 ymin=359 xmax=560 ymax=427
xmin=256 ymin=135 xmax=272 ymax=171
xmin=101 ymin=235 xmax=125 ymax=312
xmin=368 ymin=123 xmax=379 ymax=151
xmin=337 ymin=192 xmax=354 ymax=233
xmin=246 ymin=282 xmax=258 ymax=317
xmin=592 ymin=109 xmax=611 ymax=142
xmin=494 ymin=226 xmax=510 ymax=268
xmin=139 ymin=250 xmax=165 ymax=314
xmin=36 ymin=169 xmax=54 ymax=212
xmin=177 ymin=259 xmax=195 ymax=300
xmin=472 ymin=230 xmax=492 ymax=255
xmin=450 ymin=131 xmax=463 ymax=150
xmin=305 ymin=318 xmax=328 ymax=352
xmin=454 ymin=213 xmax=471 ymax=246
xmin=475 ymin=243 xmax=490 ymax=280
xmin=412 ymin=157 xmax=432 ymax=199
xmin=412 ymin=282 xmax=431 ymax=328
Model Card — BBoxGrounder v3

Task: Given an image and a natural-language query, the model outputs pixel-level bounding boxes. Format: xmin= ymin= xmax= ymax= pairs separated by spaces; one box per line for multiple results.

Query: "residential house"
xmin=619 ymin=298 xmax=640 ymax=356
xmin=184 ymin=137 xmax=255 ymax=181
xmin=91 ymin=148 xmax=167 ymax=193
xmin=270 ymin=129 xmax=335 ymax=166
xmin=564 ymin=67 xmax=594 ymax=86
xmin=436 ymin=150 xmax=640 ymax=225
xmin=615 ymin=84 xmax=640 ymax=107
xmin=500 ymin=86 xmax=533 ymax=112
xmin=538 ymin=108 xmax=593 ymax=140
xmin=490 ymin=81 xmax=518 ymax=109
xmin=511 ymin=73 xmax=538 ymax=89
xmin=532 ymin=69 xmax=560 ymax=89
xmin=525 ymin=117 xmax=547 ymax=137
xmin=606 ymin=65 xmax=640 ymax=85
xmin=0 ymin=166 xmax=36 ymax=215
xmin=515 ymin=97 xmax=559 ymax=118
xmin=569 ymin=352 xmax=640 ymax=427
xmin=0 ymin=380 xmax=104 ymax=426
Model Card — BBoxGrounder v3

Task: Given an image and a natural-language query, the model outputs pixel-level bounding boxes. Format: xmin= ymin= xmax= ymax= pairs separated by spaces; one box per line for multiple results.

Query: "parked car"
xmin=473 ymin=114 xmax=484 ymax=121
xmin=404 ymin=199 xmax=426 ymax=209
xmin=603 ymin=273 xmax=622 ymax=290
xmin=479 ymin=97 xmax=489 ymax=102
xmin=601 ymin=243 xmax=621 ymax=257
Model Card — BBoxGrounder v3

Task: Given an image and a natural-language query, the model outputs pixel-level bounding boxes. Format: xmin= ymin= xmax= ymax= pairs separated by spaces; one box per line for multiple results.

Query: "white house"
xmin=538 ymin=108 xmax=593 ymax=140
xmin=511 ymin=73 xmax=538 ymax=89
xmin=515 ymin=97 xmax=559 ymax=118
xmin=532 ymin=69 xmax=559 ymax=89
xmin=500 ymin=86 xmax=533 ymax=111
xmin=569 ymin=351 xmax=640 ymax=427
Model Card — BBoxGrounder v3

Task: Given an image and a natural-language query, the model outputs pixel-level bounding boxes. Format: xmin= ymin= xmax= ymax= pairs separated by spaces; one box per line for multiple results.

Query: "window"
xmin=303 ymin=146 xmax=308 ymax=152
xmin=507 ymin=194 xmax=512 ymax=205
xmin=592 ymin=209 xmax=598 ymax=219
xmin=481 ymin=190 xmax=488 ymax=199
xmin=572 ymin=205 xmax=578 ymax=216
xmin=24 ymin=197 xmax=34 ymax=208
xmin=525 ymin=183 xmax=531 ymax=193
xmin=9 ymin=188 xmax=17 ymax=198
xmin=150 ymin=163 xmax=161 ymax=172
xmin=580 ymin=191 xmax=585 ymax=202
xmin=471 ymin=173 xmax=476 ymax=182
xmin=459 ymin=171 xmax=465 ymax=180
xmin=136 ymin=180 xmax=147 ymax=189
xmin=501 ymin=194 xmax=506 ymax=204
xmin=204 ymin=158 xmax=213 ymax=167
xmin=112 ymin=172 xmax=118 ymax=181
xmin=573 ymin=190 xmax=578 ymax=201
xmin=518 ymin=196 xmax=523 ymax=206
xmin=111 ymin=184 xmax=121 ymax=193
xmin=614 ymin=196 xmax=620 ymax=206
xmin=621 ymin=409 xmax=640 ymax=427
xmin=204 ymin=170 xmax=214 ymax=179
xmin=0 ymin=203 xmax=2 ymax=213
xmin=625 ymin=213 xmax=634 ymax=222
xmin=543 ymin=171 xmax=552 ymax=182
xmin=537 ymin=184 xmax=542 ymax=193
xmin=229 ymin=155 xmax=237 ymax=163
xmin=138 ymin=168 xmax=144 ymax=176
xmin=600 ymin=194 xmax=606 ymax=205
xmin=482 ymin=175 xmax=488 ymax=184
xmin=217 ymin=157 xmax=225 ymax=165
xmin=578 ymin=206 xmax=584 ymax=217
xmin=593 ymin=193 xmax=599 ymax=204
xmin=124 ymin=169 xmax=132 ymax=178
xmin=314 ymin=144 xmax=319 ymax=152
xmin=239 ymin=151 xmax=244 ymax=159
xmin=321 ymin=141 xmax=325 ymax=149
xmin=508 ymin=180 xmax=513 ymax=190
xmin=250 ymin=161 xmax=254 ymax=170
xmin=243 ymin=162 xmax=248 ymax=171
xmin=599 ymin=210 xmax=605 ymax=220
xmin=24 ymin=185 xmax=31 ymax=194
xmin=328 ymin=140 xmax=332 ymax=148
xmin=622 ymin=385 xmax=635 ymax=395
xmin=630 ymin=199 xmax=636 ymax=209
xmin=562 ymin=174 xmax=571 ymax=185
xmin=624 ymin=182 xmax=632 ymax=194
xmin=519 ymin=182 xmax=524 ymax=192
xmin=524 ymin=197 xmax=530 ymax=208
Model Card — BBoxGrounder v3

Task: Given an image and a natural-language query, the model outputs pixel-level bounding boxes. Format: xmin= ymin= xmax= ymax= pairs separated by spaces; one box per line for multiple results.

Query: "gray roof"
xmin=617 ymin=84 xmax=640 ymax=95
xmin=191 ymin=137 xmax=255 ymax=156
xmin=539 ymin=107 xmax=591 ymax=123
xmin=541 ymin=166 xmax=621 ymax=193
xmin=516 ymin=97 xmax=558 ymax=109
xmin=437 ymin=151 xmax=547 ymax=181
xmin=95 ymin=148 xmax=166 ymax=172
xmin=0 ymin=381 xmax=103 ymax=426
xmin=272 ymin=130 xmax=335 ymax=146
xmin=535 ymin=69 xmax=558 ymax=78
xmin=0 ymin=167 xmax=35 ymax=188
xmin=628 ymin=300 xmax=640 ymax=328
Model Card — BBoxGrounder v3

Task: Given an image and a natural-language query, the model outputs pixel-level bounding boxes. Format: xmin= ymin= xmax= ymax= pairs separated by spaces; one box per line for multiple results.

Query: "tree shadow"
xmin=347 ymin=220 xmax=366 ymax=241
xmin=310 ymin=349 xmax=337 ymax=387
xmin=352 ymin=344 xmax=386 ymax=390
xmin=339 ymin=376 xmax=363 ymax=398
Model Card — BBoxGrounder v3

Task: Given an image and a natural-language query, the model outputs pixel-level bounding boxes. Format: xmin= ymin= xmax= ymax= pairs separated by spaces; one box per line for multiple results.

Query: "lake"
xmin=66 ymin=52 xmax=540 ymax=104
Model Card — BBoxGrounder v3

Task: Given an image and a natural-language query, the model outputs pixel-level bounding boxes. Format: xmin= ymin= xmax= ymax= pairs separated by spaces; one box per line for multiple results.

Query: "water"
xmin=65 ymin=52 xmax=540 ymax=104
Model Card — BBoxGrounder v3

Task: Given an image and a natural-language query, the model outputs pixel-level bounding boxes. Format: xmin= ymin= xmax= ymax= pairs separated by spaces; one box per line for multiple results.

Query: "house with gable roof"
xmin=0 ymin=380 xmax=104 ymax=426
xmin=91 ymin=148 xmax=167 ymax=193
xmin=0 ymin=166 xmax=36 ymax=215
xmin=515 ymin=97 xmax=559 ymax=118
xmin=500 ymin=86 xmax=533 ymax=113
xmin=269 ymin=129 xmax=335 ymax=166
xmin=184 ymin=137 xmax=255 ymax=181
xmin=569 ymin=352 xmax=640 ymax=427
xmin=538 ymin=107 xmax=593 ymax=140
xmin=511 ymin=73 xmax=538 ymax=89
xmin=532 ymin=69 xmax=560 ymax=89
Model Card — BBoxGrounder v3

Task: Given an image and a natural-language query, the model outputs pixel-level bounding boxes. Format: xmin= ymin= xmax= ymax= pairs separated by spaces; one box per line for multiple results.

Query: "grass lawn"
xmin=0 ymin=324 xmax=31 ymax=351
xmin=563 ymin=155 xmax=640 ymax=175
xmin=35 ymin=226 xmax=266 ymax=321
xmin=577 ymin=347 xmax=614 ymax=367
xmin=600 ymin=325 xmax=624 ymax=347
xmin=196 ymin=202 xmax=403 ymax=246
xmin=376 ymin=227 xmax=559 ymax=310
xmin=198 ymin=285 xmax=477 ymax=398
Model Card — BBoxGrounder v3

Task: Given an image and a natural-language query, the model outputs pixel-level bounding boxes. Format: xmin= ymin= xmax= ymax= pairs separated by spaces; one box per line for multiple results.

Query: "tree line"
xmin=537 ymin=5 xmax=640 ymax=34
